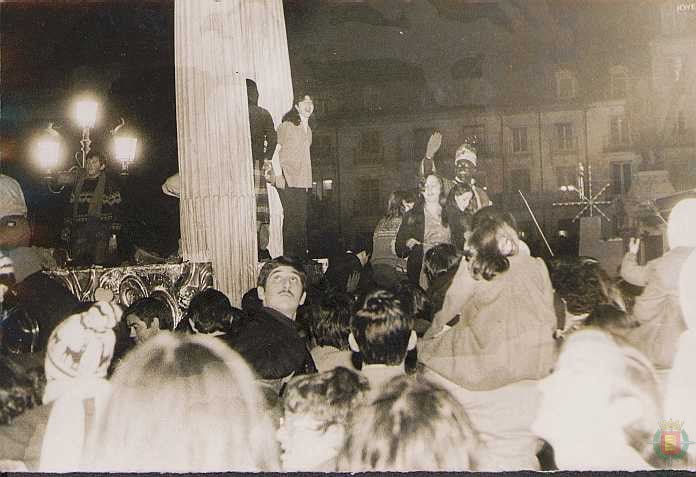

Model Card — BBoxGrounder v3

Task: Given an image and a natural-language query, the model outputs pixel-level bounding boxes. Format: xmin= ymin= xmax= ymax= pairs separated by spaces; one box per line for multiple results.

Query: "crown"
xmin=659 ymin=419 xmax=684 ymax=432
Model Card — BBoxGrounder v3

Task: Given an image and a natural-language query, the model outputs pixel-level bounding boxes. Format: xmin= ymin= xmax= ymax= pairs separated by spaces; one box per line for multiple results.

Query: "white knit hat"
xmin=0 ymin=174 xmax=28 ymax=219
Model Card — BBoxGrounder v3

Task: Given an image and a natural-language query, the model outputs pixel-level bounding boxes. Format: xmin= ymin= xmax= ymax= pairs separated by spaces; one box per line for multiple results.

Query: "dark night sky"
xmin=0 ymin=0 xmax=654 ymax=249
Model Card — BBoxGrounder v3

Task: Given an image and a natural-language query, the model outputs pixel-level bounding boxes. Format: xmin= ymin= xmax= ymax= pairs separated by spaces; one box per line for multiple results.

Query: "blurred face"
xmin=402 ymin=200 xmax=415 ymax=213
xmin=277 ymin=412 xmax=343 ymax=471
xmin=422 ymin=175 xmax=441 ymax=204
xmin=86 ymin=156 xmax=104 ymax=178
xmin=126 ymin=314 xmax=159 ymax=344
xmin=258 ymin=266 xmax=306 ymax=319
xmin=455 ymin=159 xmax=476 ymax=183
xmin=295 ymin=96 xmax=314 ymax=119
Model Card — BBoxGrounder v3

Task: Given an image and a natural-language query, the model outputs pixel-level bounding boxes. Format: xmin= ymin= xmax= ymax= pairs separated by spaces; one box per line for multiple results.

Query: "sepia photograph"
xmin=0 ymin=0 xmax=695 ymax=472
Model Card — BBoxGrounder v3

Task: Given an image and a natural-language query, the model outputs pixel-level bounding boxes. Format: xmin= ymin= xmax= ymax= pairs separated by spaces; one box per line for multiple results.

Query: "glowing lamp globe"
xmin=33 ymin=137 xmax=63 ymax=172
xmin=73 ymin=99 xmax=99 ymax=129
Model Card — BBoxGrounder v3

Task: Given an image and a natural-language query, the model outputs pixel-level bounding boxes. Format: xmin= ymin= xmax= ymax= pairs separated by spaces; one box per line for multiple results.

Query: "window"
xmin=556 ymin=166 xmax=577 ymax=189
xmin=610 ymin=66 xmax=628 ymax=98
xmin=355 ymin=179 xmax=380 ymax=213
xmin=556 ymin=69 xmax=576 ymax=99
xmin=609 ymin=116 xmax=630 ymax=145
xmin=555 ymin=123 xmax=575 ymax=150
xmin=360 ymin=131 xmax=382 ymax=154
xmin=512 ymin=127 xmax=528 ymax=153
xmin=509 ymin=169 xmax=530 ymax=192
xmin=362 ymin=86 xmax=382 ymax=112
xmin=322 ymin=179 xmax=334 ymax=201
xmin=611 ymin=162 xmax=632 ymax=195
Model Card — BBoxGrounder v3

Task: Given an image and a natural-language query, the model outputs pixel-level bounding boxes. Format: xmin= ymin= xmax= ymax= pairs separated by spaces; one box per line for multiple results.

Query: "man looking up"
xmin=229 ymin=256 xmax=316 ymax=382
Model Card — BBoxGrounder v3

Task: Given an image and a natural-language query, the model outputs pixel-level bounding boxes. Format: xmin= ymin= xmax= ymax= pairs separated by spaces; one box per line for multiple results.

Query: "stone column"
xmin=175 ymin=0 xmax=292 ymax=304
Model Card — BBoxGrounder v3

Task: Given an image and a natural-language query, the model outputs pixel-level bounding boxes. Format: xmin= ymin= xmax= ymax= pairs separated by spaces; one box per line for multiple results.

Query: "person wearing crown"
xmin=420 ymin=132 xmax=491 ymax=212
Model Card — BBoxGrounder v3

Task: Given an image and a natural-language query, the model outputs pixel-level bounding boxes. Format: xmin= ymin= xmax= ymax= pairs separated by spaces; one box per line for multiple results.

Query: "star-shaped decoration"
xmin=553 ymin=163 xmax=612 ymax=222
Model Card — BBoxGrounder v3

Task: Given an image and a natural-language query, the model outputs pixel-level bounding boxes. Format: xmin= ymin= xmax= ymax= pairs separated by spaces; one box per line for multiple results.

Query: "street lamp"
xmin=33 ymin=94 xmax=139 ymax=191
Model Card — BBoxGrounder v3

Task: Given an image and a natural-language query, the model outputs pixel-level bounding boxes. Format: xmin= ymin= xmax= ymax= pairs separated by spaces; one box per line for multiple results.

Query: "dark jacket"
xmin=228 ymin=306 xmax=316 ymax=380
xmin=395 ymin=206 xmax=425 ymax=284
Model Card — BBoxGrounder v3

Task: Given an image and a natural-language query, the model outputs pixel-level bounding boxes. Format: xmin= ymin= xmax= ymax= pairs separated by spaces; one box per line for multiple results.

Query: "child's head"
xmin=278 ymin=366 xmax=370 ymax=470
xmin=532 ymin=329 xmax=661 ymax=470
xmin=349 ymin=289 xmax=416 ymax=366
xmin=465 ymin=217 xmax=517 ymax=281
xmin=306 ymin=291 xmax=355 ymax=351
xmin=337 ymin=375 xmax=479 ymax=471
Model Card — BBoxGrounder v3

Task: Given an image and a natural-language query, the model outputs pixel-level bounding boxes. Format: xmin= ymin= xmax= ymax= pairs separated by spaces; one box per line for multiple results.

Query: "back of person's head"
xmin=0 ymin=354 xmax=45 ymax=425
xmin=472 ymin=206 xmax=519 ymax=232
xmin=283 ymin=366 xmax=369 ymax=426
xmin=465 ymin=217 xmax=517 ymax=281
xmin=533 ymin=329 xmax=661 ymax=470
xmin=668 ymin=198 xmax=696 ymax=249
xmin=395 ymin=281 xmax=433 ymax=324
xmin=185 ymin=288 xmax=233 ymax=335
xmin=337 ymin=375 xmax=478 ymax=471
xmin=584 ymin=304 xmax=640 ymax=336
xmin=246 ymin=78 xmax=259 ymax=105
xmin=384 ymin=190 xmax=405 ymax=220
xmin=402 ymin=188 xmax=418 ymax=207
xmin=350 ymin=289 xmax=414 ymax=366
xmin=278 ymin=367 xmax=370 ymax=470
xmin=307 ymin=291 xmax=354 ymax=351
xmin=124 ymin=297 xmax=174 ymax=331
xmin=424 ymin=243 xmax=461 ymax=285
xmin=547 ymin=256 xmax=617 ymax=316
xmin=324 ymin=253 xmax=362 ymax=293
xmin=257 ymin=256 xmax=306 ymax=291
xmin=85 ymin=332 xmax=278 ymax=472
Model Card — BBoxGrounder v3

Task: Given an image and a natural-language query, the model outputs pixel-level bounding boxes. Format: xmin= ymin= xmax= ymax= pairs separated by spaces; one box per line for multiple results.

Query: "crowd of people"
xmin=1 ymin=91 xmax=696 ymax=471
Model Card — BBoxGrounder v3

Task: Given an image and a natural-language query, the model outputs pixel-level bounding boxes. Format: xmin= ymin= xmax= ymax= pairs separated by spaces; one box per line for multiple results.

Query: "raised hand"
xmin=425 ymin=131 xmax=442 ymax=159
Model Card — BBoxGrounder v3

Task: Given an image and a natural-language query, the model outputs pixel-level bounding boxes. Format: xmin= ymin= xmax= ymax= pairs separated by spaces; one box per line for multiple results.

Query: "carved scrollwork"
xmin=44 ymin=262 xmax=214 ymax=324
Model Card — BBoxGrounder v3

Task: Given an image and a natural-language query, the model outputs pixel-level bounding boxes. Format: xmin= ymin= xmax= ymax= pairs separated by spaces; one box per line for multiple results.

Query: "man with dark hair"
xmin=229 ymin=256 xmax=316 ymax=382
xmin=60 ymin=153 xmax=122 ymax=266
xmin=185 ymin=288 xmax=234 ymax=335
xmin=349 ymin=289 xmax=416 ymax=401
xmin=124 ymin=297 xmax=174 ymax=345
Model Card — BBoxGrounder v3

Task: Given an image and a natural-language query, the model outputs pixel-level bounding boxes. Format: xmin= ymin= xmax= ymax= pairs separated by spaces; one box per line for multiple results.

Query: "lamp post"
xmin=33 ymin=95 xmax=138 ymax=191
